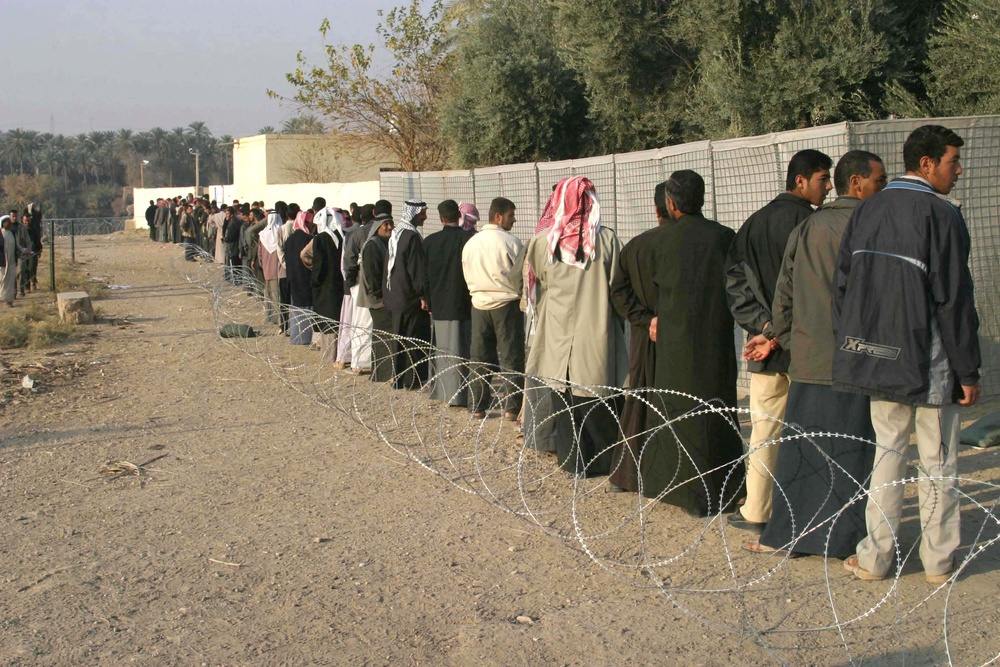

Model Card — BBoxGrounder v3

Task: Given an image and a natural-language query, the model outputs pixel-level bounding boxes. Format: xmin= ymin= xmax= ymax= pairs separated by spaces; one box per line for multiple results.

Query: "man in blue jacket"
xmin=834 ymin=125 xmax=981 ymax=584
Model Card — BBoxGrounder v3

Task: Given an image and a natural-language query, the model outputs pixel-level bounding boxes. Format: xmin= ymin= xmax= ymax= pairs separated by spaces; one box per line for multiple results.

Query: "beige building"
xmin=131 ymin=132 xmax=397 ymax=227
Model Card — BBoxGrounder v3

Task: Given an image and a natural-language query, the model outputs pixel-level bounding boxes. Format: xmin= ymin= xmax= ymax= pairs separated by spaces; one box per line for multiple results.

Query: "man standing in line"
xmin=343 ymin=200 xmax=392 ymax=374
xmin=461 ymin=197 xmax=524 ymax=419
xmin=145 ymin=200 xmax=157 ymax=241
xmin=741 ymin=150 xmax=887 ymax=558
xmin=607 ymin=180 xmax=673 ymax=493
xmin=384 ymin=200 xmax=430 ymax=390
xmin=835 ymin=125 xmax=980 ymax=584
xmin=725 ymin=149 xmax=833 ymax=532
xmin=154 ymin=199 xmax=169 ymax=243
xmin=641 ymin=171 xmax=743 ymax=517
xmin=423 ymin=199 xmax=476 ymax=407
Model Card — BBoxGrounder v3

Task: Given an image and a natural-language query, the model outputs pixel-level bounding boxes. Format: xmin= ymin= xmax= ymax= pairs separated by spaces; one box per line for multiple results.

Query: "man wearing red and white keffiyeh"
xmin=540 ymin=176 xmax=602 ymax=268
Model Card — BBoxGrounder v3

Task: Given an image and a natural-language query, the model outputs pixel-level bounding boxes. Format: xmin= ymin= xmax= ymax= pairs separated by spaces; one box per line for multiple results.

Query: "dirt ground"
xmin=1 ymin=231 xmax=999 ymax=667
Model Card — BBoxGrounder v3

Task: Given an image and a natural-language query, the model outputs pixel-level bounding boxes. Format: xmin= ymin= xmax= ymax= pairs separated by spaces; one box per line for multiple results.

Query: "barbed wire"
xmin=173 ymin=244 xmax=1000 ymax=666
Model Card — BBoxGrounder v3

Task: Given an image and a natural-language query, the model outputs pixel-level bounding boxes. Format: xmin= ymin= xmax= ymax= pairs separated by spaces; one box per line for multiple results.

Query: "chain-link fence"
xmin=381 ymin=117 xmax=1000 ymax=396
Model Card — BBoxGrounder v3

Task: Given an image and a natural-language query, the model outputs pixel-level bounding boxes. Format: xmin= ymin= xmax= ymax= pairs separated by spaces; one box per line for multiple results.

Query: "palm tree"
xmin=258 ymin=126 xmax=276 ymax=135
xmin=113 ymin=129 xmax=136 ymax=185
xmin=4 ymin=128 xmax=35 ymax=174
xmin=282 ymin=113 xmax=326 ymax=135
xmin=217 ymin=135 xmax=234 ymax=183
xmin=147 ymin=127 xmax=171 ymax=187
xmin=186 ymin=121 xmax=212 ymax=151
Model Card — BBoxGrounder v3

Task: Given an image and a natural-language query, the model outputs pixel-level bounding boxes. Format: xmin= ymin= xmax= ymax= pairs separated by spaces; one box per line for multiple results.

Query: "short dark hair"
xmin=252 ymin=209 xmax=266 ymax=221
xmin=488 ymin=197 xmax=515 ymax=222
xmin=663 ymin=170 xmax=705 ymax=215
xmin=361 ymin=204 xmax=376 ymax=222
xmin=786 ymin=149 xmax=833 ymax=191
xmin=903 ymin=125 xmax=964 ymax=172
xmin=373 ymin=199 xmax=392 ymax=216
xmin=834 ymin=150 xmax=883 ymax=195
xmin=274 ymin=201 xmax=288 ymax=219
xmin=313 ymin=197 xmax=326 ymax=211
xmin=654 ymin=182 xmax=669 ymax=218
xmin=438 ymin=199 xmax=460 ymax=223
xmin=287 ymin=203 xmax=301 ymax=219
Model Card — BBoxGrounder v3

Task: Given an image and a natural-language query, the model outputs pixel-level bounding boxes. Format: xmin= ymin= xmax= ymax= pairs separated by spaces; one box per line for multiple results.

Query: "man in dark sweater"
xmin=725 ymin=149 xmax=833 ymax=532
xmin=422 ymin=199 xmax=476 ymax=406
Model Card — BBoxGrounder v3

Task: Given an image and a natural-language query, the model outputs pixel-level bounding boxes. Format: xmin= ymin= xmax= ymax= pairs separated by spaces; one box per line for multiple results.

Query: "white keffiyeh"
xmin=259 ymin=212 xmax=283 ymax=254
xmin=386 ymin=201 xmax=425 ymax=291
xmin=313 ymin=207 xmax=345 ymax=248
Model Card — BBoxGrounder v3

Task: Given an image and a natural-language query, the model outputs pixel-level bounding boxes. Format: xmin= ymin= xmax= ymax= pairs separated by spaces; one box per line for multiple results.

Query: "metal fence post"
xmin=48 ymin=220 xmax=55 ymax=293
xmin=70 ymin=219 xmax=76 ymax=263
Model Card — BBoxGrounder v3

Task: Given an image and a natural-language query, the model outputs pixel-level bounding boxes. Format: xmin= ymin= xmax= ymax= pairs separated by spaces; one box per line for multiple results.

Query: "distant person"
xmin=179 ymin=204 xmax=198 ymax=261
xmin=1 ymin=215 xmax=27 ymax=307
xmin=145 ymin=200 xmax=157 ymax=241
xmin=27 ymin=202 xmax=42 ymax=290
xmin=284 ymin=210 xmax=316 ymax=345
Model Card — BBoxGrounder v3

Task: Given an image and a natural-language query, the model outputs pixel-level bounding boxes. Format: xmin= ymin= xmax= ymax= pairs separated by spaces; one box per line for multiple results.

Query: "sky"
xmin=1 ymin=0 xmax=403 ymax=138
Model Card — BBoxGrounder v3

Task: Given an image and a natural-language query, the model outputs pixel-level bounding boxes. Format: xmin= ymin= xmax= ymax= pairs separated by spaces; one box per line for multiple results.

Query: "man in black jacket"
xmin=725 ymin=149 xmax=833 ymax=532
xmin=423 ymin=199 xmax=475 ymax=406
xmin=835 ymin=125 xmax=980 ymax=585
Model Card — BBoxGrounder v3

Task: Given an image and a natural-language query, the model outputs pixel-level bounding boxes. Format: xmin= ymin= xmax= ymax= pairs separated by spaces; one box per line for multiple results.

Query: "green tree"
xmin=271 ymin=0 xmax=451 ymax=170
xmin=926 ymin=0 xmax=1000 ymax=115
xmin=441 ymin=0 xmax=591 ymax=166
xmin=549 ymin=0 xmax=692 ymax=153
xmin=673 ymin=0 xmax=906 ymax=139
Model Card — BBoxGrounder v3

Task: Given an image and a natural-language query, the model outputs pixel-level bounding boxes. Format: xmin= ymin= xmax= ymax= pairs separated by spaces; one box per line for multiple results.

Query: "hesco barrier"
xmin=381 ymin=117 xmax=1000 ymax=396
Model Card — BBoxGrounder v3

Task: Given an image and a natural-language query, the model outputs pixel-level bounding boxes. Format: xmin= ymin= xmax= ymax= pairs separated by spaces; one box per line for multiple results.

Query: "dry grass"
xmin=0 ymin=300 xmax=77 ymax=349
xmin=39 ymin=261 xmax=108 ymax=299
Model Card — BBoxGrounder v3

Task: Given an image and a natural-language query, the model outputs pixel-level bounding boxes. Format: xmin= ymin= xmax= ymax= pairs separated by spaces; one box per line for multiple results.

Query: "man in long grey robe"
xmin=523 ymin=177 xmax=627 ymax=477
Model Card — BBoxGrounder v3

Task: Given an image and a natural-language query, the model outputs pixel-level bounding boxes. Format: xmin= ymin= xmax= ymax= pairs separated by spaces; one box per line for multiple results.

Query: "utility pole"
xmin=140 ymin=159 xmax=150 ymax=188
xmin=189 ymin=148 xmax=200 ymax=195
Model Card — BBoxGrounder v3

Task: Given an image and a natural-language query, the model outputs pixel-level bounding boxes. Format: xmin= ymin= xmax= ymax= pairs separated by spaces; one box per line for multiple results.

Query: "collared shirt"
xmin=461 ymin=224 xmax=524 ymax=310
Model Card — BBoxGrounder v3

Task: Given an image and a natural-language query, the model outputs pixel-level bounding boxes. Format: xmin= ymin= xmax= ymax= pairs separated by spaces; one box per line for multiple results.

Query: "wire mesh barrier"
xmin=381 ymin=117 xmax=1000 ymax=397
xmin=175 ymin=245 xmax=1000 ymax=666
xmin=49 ymin=217 xmax=128 ymax=237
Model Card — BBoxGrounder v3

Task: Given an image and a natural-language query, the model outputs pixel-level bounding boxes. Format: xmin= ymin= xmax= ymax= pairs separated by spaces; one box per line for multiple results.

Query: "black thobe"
xmin=310 ymin=231 xmax=346 ymax=334
xmin=422 ymin=225 xmax=475 ymax=320
xmin=145 ymin=204 xmax=157 ymax=241
xmin=642 ymin=214 xmax=744 ymax=517
xmin=362 ymin=236 xmax=394 ymax=383
xmin=284 ymin=230 xmax=313 ymax=308
xmin=609 ymin=224 xmax=666 ymax=492
xmin=384 ymin=228 xmax=430 ymax=390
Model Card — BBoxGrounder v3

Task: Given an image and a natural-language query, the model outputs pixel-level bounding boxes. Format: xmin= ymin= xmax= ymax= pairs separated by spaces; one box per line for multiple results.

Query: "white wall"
xmin=263 ymin=181 xmax=381 ymax=210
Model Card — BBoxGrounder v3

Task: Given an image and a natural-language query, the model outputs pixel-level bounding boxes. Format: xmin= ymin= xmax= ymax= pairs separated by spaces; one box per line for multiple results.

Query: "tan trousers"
xmin=856 ymin=400 xmax=961 ymax=577
xmin=742 ymin=371 xmax=790 ymax=523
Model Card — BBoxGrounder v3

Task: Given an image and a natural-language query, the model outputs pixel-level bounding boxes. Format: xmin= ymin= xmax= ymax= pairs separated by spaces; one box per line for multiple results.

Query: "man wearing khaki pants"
xmin=725 ymin=149 xmax=834 ymax=531
xmin=834 ymin=125 xmax=980 ymax=584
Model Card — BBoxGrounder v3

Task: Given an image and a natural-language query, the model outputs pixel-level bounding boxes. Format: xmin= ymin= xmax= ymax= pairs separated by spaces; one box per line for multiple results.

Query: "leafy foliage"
xmin=441 ymin=0 xmax=591 ymax=167
xmin=272 ymin=0 xmax=451 ymax=171
xmin=926 ymin=0 xmax=1000 ymax=115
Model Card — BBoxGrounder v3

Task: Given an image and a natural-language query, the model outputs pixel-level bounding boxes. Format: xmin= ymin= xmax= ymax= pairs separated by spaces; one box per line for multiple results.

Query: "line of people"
xmin=186 ymin=124 xmax=980 ymax=585
xmin=0 ymin=203 xmax=44 ymax=307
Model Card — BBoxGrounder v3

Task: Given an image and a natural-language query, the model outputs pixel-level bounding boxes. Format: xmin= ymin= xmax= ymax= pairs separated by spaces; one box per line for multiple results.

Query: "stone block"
xmin=57 ymin=291 xmax=95 ymax=324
